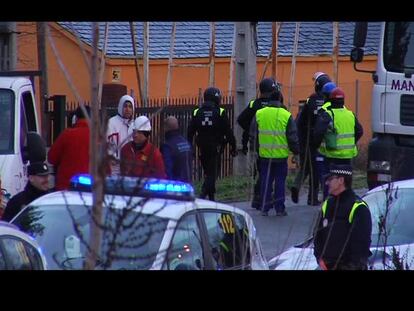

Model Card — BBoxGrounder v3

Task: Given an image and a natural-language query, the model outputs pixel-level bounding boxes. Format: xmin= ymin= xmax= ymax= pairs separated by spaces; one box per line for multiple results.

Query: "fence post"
xmin=355 ymin=79 xmax=359 ymax=118
xmin=51 ymin=95 xmax=66 ymax=143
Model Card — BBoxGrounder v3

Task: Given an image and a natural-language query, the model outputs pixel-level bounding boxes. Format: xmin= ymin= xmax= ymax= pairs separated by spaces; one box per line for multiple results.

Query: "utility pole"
xmin=288 ymin=22 xmax=300 ymax=110
xmin=208 ymin=22 xmax=216 ymax=86
xmin=234 ymin=22 xmax=257 ymax=175
xmin=333 ymin=22 xmax=339 ymax=85
xmin=36 ymin=22 xmax=49 ymax=142
xmin=166 ymin=22 xmax=176 ymax=102
xmin=271 ymin=22 xmax=277 ymax=80
xmin=143 ymin=22 xmax=149 ymax=106
xmin=97 ymin=22 xmax=109 ymax=105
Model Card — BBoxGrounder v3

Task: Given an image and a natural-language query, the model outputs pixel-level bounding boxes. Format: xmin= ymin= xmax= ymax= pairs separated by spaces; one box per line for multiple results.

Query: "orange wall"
xmin=16 ymin=22 xmax=376 ymax=147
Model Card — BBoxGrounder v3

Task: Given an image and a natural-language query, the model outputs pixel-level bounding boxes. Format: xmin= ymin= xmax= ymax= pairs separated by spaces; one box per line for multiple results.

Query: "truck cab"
xmin=352 ymin=22 xmax=414 ymax=189
xmin=0 ymin=77 xmax=39 ymax=210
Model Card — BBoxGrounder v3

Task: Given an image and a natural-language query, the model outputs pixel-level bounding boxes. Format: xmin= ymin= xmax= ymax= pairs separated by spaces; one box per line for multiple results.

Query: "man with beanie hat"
xmin=237 ymin=77 xmax=286 ymax=209
xmin=107 ymin=95 xmax=135 ymax=175
xmin=314 ymin=87 xmax=363 ymax=199
xmin=120 ymin=116 xmax=166 ymax=178
xmin=313 ymin=164 xmax=372 ymax=270
xmin=160 ymin=116 xmax=192 ymax=183
xmin=2 ymin=162 xmax=51 ymax=222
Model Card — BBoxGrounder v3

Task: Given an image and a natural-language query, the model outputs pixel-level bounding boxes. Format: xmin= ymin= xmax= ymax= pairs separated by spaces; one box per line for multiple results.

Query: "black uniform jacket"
xmin=2 ymin=182 xmax=49 ymax=222
xmin=187 ymin=101 xmax=236 ymax=151
xmin=296 ymin=92 xmax=325 ymax=153
xmin=313 ymin=188 xmax=372 ymax=269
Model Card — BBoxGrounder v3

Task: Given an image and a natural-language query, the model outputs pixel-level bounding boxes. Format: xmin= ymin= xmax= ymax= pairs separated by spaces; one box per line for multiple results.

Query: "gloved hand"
xmin=241 ymin=145 xmax=248 ymax=155
xmin=291 ymin=154 xmax=299 ymax=164
xmin=230 ymin=146 xmax=238 ymax=157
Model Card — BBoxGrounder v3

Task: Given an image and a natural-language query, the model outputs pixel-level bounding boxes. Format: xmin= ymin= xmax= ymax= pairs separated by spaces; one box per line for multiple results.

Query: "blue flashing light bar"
xmin=76 ymin=175 xmax=93 ymax=186
xmin=70 ymin=174 xmax=93 ymax=191
xmin=69 ymin=174 xmax=194 ymax=201
xmin=144 ymin=181 xmax=193 ymax=194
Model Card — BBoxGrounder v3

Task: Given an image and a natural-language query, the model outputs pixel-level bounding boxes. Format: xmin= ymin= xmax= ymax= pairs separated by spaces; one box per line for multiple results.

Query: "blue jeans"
xmin=259 ymin=158 xmax=288 ymax=213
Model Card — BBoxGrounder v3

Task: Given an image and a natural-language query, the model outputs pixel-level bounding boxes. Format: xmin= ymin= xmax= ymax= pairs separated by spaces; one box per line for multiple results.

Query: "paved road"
xmin=230 ymin=188 xmax=367 ymax=262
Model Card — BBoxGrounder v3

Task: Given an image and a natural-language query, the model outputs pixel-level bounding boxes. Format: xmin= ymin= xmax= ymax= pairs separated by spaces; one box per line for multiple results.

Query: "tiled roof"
xmin=58 ymin=22 xmax=381 ymax=59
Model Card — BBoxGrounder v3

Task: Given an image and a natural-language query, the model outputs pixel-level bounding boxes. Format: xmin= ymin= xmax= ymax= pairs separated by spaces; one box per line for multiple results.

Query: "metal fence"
xmin=47 ymin=96 xmax=235 ymax=181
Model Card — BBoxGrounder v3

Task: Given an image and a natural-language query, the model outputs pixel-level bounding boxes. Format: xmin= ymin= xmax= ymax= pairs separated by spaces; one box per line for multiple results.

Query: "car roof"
xmin=365 ymin=178 xmax=414 ymax=196
xmin=0 ymin=77 xmax=32 ymax=90
xmin=27 ymin=190 xmax=251 ymax=221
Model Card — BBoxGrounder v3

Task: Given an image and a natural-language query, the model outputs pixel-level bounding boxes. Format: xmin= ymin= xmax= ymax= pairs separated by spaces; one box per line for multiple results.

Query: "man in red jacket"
xmin=48 ymin=106 xmax=91 ymax=190
xmin=120 ymin=116 xmax=166 ymax=179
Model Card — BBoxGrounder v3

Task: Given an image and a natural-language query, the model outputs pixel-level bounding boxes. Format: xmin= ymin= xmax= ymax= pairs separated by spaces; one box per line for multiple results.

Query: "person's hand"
xmin=230 ymin=146 xmax=238 ymax=157
xmin=318 ymin=259 xmax=328 ymax=271
xmin=241 ymin=145 xmax=248 ymax=155
xmin=291 ymin=154 xmax=299 ymax=164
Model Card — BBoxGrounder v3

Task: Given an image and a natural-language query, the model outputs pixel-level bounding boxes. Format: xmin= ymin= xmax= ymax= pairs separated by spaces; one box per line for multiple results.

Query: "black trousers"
xmin=293 ymin=151 xmax=320 ymax=203
xmin=199 ymin=147 xmax=220 ymax=201
xmin=252 ymin=158 xmax=261 ymax=208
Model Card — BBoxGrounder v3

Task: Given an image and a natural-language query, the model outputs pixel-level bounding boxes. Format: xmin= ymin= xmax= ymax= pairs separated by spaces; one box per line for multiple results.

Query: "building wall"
xmin=16 ymin=22 xmax=376 ymax=147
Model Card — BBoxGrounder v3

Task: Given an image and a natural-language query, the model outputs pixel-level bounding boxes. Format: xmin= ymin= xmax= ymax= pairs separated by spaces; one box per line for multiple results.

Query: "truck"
xmin=351 ymin=22 xmax=414 ymax=189
xmin=0 ymin=74 xmax=46 ymax=214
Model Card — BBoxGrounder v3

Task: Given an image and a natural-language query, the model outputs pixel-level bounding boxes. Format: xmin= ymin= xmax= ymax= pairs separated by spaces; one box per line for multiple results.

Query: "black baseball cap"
xmin=28 ymin=162 xmax=50 ymax=176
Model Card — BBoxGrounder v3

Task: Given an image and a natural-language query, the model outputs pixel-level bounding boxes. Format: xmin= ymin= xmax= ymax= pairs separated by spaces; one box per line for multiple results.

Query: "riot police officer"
xmin=188 ymin=87 xmax=237 ymax=201
xmin=291 ymin=72 xmax=333 ymax=205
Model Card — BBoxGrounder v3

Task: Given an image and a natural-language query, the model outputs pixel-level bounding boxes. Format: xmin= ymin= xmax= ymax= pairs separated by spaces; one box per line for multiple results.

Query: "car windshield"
xmin=363 ymin=187 xmax=414 ymax=247
xmin=0 ymin=89 xmax=14 ymax=154
xmin=12 ymin=204 xmax=169 ymax=270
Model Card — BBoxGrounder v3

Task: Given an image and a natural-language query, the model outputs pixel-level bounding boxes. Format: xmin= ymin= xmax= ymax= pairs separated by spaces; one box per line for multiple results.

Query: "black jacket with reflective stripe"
xmin=187 ymin=101 xmax=236 ymax=150
xmin=313 ymin=188 xmax=372 ymax=268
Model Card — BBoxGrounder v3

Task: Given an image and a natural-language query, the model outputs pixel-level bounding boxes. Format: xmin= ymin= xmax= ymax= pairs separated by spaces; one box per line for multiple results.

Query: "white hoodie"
xmin=107 ymin=95 xmax=135 ymax=163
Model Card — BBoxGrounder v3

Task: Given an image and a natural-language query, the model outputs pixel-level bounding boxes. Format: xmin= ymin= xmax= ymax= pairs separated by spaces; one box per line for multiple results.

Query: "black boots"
xmin=290 ymin=187 xmax=299 ymax=203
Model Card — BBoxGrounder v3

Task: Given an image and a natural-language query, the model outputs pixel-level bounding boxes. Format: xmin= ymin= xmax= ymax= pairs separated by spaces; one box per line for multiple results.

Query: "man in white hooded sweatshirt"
xmin=107 ymin=94 xmax=135 ymax=175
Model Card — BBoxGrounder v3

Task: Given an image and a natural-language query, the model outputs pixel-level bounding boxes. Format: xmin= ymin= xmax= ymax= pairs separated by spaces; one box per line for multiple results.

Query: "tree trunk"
xmin=84 ymin=22 xmax=105 ymax=270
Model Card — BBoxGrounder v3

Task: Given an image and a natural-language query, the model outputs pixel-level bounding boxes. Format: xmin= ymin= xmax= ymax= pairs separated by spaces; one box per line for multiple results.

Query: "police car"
xmin=0 ymin=221 xmax=47 ymax=269
xmin=11 ymin=175 xmax=268 ymax=270
xmin=273 ymin=179 xmax=414 ymax=270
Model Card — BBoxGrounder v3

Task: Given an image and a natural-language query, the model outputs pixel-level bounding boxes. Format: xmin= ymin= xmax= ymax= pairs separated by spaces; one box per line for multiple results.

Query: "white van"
xmin=0 ymin=76 xmax=42 ymax=211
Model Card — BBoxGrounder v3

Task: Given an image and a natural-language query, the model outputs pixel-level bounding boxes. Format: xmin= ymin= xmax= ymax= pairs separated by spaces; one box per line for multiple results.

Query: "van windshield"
xmin=0 ymin=89 xmax=14 ymax=154
xmin=12 ymin=204 xmax=170 ymax=270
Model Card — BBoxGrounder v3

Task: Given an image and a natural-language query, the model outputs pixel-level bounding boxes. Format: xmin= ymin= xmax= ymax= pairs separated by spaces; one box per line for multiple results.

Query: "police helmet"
xmin=203 ymin=87 xmax=222 ymax=105
xmin=321 ymin=82 xmax=337 ymax=98
xmin=259 ymin=77 xmax=281 ymax=94
xmin=313 ymin=72 xmax=331 ymax=93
